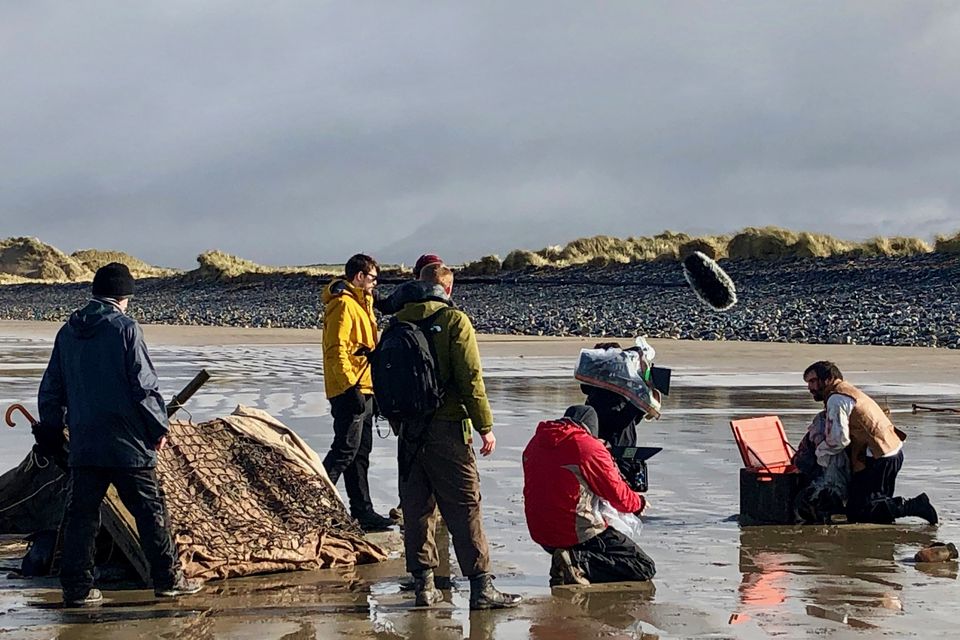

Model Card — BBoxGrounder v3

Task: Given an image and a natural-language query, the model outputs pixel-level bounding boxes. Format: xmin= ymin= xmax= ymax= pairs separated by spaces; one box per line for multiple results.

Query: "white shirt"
xmin=816 ymin=393 xmax=902 ymax=467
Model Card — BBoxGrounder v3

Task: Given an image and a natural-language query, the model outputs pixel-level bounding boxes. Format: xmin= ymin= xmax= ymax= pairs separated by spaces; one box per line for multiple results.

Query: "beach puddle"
xmin=1 ymin=336 xmax=958 ymax=638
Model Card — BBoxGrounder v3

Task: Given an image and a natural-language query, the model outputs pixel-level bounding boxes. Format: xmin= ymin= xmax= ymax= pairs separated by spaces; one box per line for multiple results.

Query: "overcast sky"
xmin=2 ymin=2 xmax=959 ymax=267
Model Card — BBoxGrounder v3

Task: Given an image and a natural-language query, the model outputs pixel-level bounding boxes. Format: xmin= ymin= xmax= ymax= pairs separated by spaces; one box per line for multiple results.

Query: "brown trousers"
xmin=399 ymin=419 xmax=491 ymax=576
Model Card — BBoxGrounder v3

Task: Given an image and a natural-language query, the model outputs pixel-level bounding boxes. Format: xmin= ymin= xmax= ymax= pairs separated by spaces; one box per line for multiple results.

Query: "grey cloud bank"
xmin=2 ymin=2 xmax=959 ymax=267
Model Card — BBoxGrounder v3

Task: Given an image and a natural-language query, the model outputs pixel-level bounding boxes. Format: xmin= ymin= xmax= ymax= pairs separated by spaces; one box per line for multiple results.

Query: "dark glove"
xmin=340 ymin=386 xmax=365 ymax=415
xmin=633 ymin=494 xmax=647 ymax=516
xmin=31 ymin=422 xmax=67 ymax=459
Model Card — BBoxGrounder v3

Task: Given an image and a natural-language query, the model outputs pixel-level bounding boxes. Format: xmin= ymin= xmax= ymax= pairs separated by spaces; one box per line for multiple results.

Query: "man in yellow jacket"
xmin=322 ymin=253 xmax=394 ymax=532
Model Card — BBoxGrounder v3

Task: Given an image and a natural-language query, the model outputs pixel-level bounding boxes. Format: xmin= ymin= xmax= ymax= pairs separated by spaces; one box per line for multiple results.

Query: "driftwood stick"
xmin=912 ymin=403 xmax=960 ymax=415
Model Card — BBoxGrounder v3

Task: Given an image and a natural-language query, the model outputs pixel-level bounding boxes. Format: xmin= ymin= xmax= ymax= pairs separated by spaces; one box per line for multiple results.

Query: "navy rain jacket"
xmin=38 ymin=299 xmax=168 ymax=468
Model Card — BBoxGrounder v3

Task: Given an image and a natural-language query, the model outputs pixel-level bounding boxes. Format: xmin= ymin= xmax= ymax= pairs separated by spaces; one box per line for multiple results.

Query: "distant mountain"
xmin=374 ymin=215 xmax=575 ymax=265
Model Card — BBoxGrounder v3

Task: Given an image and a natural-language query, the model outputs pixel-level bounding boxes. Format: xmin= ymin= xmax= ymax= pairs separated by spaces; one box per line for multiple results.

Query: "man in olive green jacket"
xmin=394 ymin=263 xmax=521 ymax=610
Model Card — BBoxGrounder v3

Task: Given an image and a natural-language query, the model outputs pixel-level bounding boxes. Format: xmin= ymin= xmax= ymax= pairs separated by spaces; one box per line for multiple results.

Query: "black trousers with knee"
xmin=60 ymin=466 xmax=180 ymax=597
xmin=569 ymin=527 xmax=656 ymax=583
xmin=322 ymin=394 xmax=374 ymax=516
xmin=847 ymin=450 xmax=904 ymax=524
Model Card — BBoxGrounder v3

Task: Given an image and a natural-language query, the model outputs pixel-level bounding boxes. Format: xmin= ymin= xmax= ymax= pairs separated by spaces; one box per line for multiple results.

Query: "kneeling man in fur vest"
xmin=803 ymin=361 xmax=938 ymax=525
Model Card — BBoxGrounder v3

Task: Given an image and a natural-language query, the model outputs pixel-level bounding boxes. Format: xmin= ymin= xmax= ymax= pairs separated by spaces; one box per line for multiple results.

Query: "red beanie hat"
xmin=413 ymin=254 xmax=443 ymax=278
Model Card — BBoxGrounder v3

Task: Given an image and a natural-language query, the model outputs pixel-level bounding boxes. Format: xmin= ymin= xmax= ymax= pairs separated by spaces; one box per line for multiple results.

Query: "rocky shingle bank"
xmin=1 ymin=254 xmax=958 ymax=348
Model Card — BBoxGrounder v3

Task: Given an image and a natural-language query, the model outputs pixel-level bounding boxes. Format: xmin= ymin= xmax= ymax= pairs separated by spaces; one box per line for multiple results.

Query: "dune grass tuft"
xmin=501 ymin=249 xmax=549 ymax=271
xmin=459 ymin=255 xmax=502 ymax=276
xmin=857 ymin=236 xmax=932 ymax=257
xmin=72 ymin=249 xmax=179 ymax=278
xmin=934 ymin=231 xmax=960 ymax=254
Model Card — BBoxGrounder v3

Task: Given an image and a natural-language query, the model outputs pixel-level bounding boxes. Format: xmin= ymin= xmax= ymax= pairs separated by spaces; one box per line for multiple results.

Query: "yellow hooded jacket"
xmin=322 ymin=278 xmax=378 ymax=398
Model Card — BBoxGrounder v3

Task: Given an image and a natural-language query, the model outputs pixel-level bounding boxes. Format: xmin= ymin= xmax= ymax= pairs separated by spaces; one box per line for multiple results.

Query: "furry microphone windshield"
xmin=682 ymin=251 xmax=737 ymax=311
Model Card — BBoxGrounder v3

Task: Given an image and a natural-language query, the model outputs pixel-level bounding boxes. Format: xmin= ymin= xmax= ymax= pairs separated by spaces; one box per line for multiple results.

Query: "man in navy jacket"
xmin=38 ymin=263 xmax=202 ymax=607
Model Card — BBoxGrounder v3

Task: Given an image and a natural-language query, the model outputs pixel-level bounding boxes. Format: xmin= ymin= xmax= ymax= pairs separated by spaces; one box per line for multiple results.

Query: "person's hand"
xmin=336 ymin=386 xmax=365 ymax=415
xmin=633 ymin=494 xmax=648 ymax=516
xmin=479 ymin=432 xmax=496 ymax=456
xmin=31 ymin=422 xmax=66 ymax=458
xmin=155 ymin=436 xmax=168 ymax=452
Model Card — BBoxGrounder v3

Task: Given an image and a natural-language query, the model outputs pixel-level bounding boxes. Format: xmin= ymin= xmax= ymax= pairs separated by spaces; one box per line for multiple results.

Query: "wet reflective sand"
xmin=1 ymin=330 xmax=958 ymax=638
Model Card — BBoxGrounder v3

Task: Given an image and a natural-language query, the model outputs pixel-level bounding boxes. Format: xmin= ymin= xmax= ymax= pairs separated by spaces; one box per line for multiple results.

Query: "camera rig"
xmin=609 ymin=446 xmax=662 ymax=493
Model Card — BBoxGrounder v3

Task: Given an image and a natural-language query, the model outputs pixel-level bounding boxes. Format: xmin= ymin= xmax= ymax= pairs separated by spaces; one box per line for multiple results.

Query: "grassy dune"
xmin=72 ymin=249 xmax=179 ymax=279
xmin=0 ymin=237 xmax=93 ymax=282
xmin=3 ymin=226 xmax=959 ymax=285
xmin=192 ymin=250 xmax=345 ymax=280
xmin=461 ymin=226 xmax=960 ymax=273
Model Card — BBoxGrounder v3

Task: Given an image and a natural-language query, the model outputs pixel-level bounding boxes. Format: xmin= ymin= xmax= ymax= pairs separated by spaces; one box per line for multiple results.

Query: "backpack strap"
xmin=414 ymin=305 xmax=454 ymax=331
xmin=413 ymin=305 xmax=455 ymax=387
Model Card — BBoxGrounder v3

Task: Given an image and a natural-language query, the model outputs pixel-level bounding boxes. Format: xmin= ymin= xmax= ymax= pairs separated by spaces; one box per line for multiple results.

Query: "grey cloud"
xmin=1 ymin=2 xmax=959 ymax=267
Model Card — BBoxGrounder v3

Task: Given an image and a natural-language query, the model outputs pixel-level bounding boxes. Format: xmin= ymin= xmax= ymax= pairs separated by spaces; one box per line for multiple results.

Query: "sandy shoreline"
xmin=4 ymin=319 xmax=959 ymax=381
xmin=3 ymin=321 xmax=960 ymax=638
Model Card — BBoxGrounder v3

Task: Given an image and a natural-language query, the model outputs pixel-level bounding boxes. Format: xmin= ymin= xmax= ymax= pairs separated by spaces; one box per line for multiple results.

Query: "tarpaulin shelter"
xmin=0 ymin=405 xmax=386 ymax=581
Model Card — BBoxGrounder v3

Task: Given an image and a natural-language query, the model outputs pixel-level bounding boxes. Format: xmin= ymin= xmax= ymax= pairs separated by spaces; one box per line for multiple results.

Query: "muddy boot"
xmin=354 ymin=510 xmax=395 ymax=533
xmin=63 ymin=588 xmax=103 ymax=608
xmin=469 ymin=573 xmax=522 ymax=610
xmin=905 ymin=493 xmax=939 ymax=525
xmin=915 ymin=542 xmax=959 ymax=563
xmin=549 ymin=549 xmax=590 ymax=587
xmin=413 ymin=570 xmax=442 ymax=607
xmin=388 ymin=505 xmax=404 ymax=529
xmin=156 ymin=575 xmax=204 ymax=598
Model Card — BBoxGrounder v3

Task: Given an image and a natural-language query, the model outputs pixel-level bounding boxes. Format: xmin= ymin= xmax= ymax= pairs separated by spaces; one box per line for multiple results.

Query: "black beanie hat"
xmin=92 ymin=262 xmax=136 ymax=298
xmin=563 ymin=404 xmax=599 ymax=438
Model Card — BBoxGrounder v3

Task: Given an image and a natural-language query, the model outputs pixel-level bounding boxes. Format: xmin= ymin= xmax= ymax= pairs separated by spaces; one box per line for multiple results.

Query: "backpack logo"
xmin=369 ymin=309 xmax=449 ymax=421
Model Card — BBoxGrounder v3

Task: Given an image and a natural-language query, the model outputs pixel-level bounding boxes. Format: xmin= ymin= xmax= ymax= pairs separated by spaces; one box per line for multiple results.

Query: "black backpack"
xmin=370 ymin=307 xmax=451 ymax=421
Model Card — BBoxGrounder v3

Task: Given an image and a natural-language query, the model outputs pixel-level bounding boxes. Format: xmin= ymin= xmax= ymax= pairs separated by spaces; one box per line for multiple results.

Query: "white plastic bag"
xmin=599 ymin=499 xmax=644 ymax=547
xmin=633 ymin=336 xmax=656 ymax=362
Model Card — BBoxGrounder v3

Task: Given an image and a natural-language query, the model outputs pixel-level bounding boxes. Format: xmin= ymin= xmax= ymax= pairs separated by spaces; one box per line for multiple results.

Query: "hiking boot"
xmin=469 ymin=573 xmax=522 ymax=610
xmin=905 ymin=493 xmax=939 ymax=525
xmin=915 ymin=542 xmax=959 ymax=563
xmin=549 ymin=549 xmax=590 ymax=587
xmin=354 ymin=510 xmax=395 ymax=533
xmin=156 ymin=576 xmax=204 ymax=598
xmin=413 ymin=570 xmax=443 ymax=607
xmin=64 ymin=588 xmax=103 ymax=607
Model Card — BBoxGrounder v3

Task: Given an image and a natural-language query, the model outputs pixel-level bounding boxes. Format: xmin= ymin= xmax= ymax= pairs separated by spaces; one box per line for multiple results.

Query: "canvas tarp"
xmin=158 ymin=405 xmax=386 ymax=580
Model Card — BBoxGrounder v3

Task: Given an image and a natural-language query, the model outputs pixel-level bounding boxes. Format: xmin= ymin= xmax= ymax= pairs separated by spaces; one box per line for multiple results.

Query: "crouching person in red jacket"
xmin=522 ymin=405 xmax=656 ymax=586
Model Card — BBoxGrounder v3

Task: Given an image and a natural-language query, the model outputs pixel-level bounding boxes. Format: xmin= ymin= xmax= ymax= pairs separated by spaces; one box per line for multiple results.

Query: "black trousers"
xmin=60 ymin=466 xmax=179 ymax=597
xmin=322 ymin=393 xmax=374 ymax=516
xmin=557 ymin=527 xmax=656 ymax=583
xmin=847 ymin=450 xmax=904 ymax=524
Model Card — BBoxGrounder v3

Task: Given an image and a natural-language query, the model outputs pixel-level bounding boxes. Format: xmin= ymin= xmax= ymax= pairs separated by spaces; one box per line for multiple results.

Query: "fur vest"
xmin=823 ymin=380 xmax=904 ymax=473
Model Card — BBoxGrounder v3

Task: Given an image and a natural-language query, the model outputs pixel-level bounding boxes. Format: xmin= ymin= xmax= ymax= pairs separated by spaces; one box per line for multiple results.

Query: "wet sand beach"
xmin=1 ymin=321 xmax=958 ymax=638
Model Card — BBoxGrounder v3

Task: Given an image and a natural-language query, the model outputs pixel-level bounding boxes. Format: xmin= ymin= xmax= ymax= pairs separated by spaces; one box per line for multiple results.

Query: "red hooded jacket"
xmin=522 ymin=418 xmax=643 ymax=549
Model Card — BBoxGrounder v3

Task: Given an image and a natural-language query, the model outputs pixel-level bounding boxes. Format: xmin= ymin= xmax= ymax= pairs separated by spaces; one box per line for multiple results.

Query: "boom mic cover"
xmin=682 ymin=251 xmax=737 ymax=311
